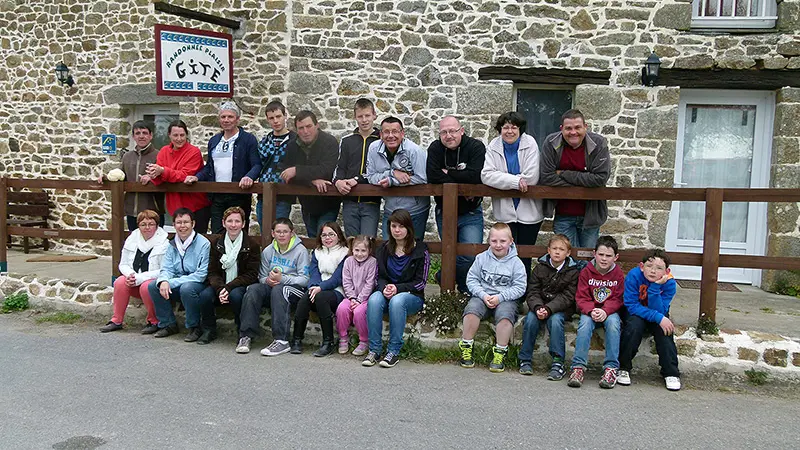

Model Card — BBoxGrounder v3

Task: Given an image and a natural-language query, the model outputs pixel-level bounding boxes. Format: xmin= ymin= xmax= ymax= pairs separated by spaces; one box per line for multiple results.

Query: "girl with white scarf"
xmin=290 ymin=222 xmax=349 ymax=357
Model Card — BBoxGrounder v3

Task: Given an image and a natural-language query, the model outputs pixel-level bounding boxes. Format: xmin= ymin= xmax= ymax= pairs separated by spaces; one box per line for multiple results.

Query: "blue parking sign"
xmin=102 ymin=134 xmax=117 ymax=155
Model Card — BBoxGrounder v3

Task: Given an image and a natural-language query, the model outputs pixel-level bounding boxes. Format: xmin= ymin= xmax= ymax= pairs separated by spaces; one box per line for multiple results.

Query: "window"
xmin=514 ymin=88 xmax=573 ymax=147
xmin=134 ymin=105 xmax=180 ymax=152
xmin=692 ymin=0 xmax=777 ymax=29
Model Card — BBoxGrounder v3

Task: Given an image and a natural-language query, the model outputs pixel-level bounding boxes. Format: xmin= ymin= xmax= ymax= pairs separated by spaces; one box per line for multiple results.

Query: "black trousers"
xmin=294 ymin=290 xmax=344 ymax=339
xmin=619 ymin=315 xmax=680 ymax=377
xmin=210 ymin=193 xmax=252 ymax=234
xmin=508 ymin=221 xmax=542 ymax=277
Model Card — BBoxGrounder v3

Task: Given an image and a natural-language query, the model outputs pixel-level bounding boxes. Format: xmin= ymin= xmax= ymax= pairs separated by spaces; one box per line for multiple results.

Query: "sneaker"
xmin=379 ymin=352 xmax=399 ymax=368
xmin=458 ymin=340 xmax=475 ymax=368
xmin=567 ymin=367 xmax=585 ymax=388
xmin=140 ymin=323 xmax=159 ymax=335
xmin=599 ymin=367 xmax=618 ymax=389
xmin=489 ymin=347 xmax=507 ymax=373
xmin=547 ymin=362 xmax=566 ymax=381
xmin=352 ymin=342 xmax=369 ymax=356
xmin=362 ymin=351 xmax=379 ymax=367
xmin=519 ymin=362 xmax=533 ymax=376
xmin=617 ymin=370 xmax=631 ymax=386
xmin=260 ymin=340 xmax=290 ymax=356
xmin=235 ymin=336 xmax=252 ymax=354
xmin=197 ymin=329 xmax=217 ymax=345
xmin=289 ymin=339 xmax=303 ymax=355
xmin=153 ymin=324 xmax=178 ymax=338
xmin=100 ymin=321 xmax=123 ymax=333
xmin=338 ymin=339 xmax=349 ymax=354
xmin=184 ymin=327 xmax=203 ymax=343
xmin=665 ymin=376 xmax=681 ymax=391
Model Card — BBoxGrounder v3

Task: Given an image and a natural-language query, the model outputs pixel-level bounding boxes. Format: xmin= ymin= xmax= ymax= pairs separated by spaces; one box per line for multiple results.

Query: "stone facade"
xmin=1 ymin=0 xmax=799 ymax=288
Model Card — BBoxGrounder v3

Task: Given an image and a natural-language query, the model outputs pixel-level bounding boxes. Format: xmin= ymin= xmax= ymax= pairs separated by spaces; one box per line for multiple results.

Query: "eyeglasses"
xmin=138 ymin=222 xmax=157 ymax=228
xmin=320 ymin=233 xmax=337 ymax=238
xmin=501 ymin=125 xmax=519 ymax=132
xmin=382 ymin=130 xmax=403 ymax=137
xmin=174 ymin=220 xmax=193 ymax=226
xmin=439 ymin=128 xmax=462 ymax=137
xmin=273 ymin=229 xmax=291 ymax=235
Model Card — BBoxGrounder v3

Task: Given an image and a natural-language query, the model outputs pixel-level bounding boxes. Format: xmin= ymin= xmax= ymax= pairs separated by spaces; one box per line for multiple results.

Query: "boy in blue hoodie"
xmin=618 ymin=249 xmax=681 ymax=391
xmin=459 ymin=223 xmax=527 ymax=372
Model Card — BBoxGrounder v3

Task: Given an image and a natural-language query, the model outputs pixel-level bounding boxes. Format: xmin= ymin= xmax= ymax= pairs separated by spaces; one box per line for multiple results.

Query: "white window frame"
xmin=691 ymin=0 xmax=778 ymax=29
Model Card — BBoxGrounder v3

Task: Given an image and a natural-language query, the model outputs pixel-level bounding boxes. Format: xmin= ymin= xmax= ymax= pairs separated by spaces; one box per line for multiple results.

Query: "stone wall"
xmin=1 ymin=0 xmax=799 ymax=287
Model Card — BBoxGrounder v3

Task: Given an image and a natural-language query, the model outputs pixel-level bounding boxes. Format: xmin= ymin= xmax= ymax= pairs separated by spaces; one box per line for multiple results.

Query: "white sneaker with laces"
xmin=235 ymin=336 xmax=251 ymax=354
xmin=261 ymin=340 xmax=291 ymax=356
xmin=617 ymin=370 xmax=631 ymax=386
xmin=665 ymin=376 xmax=681 ymax=391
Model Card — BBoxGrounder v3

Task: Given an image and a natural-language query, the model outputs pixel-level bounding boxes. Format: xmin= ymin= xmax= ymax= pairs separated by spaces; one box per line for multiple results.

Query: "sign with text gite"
xmin=155 ymin=24 xmax=234 ymax=98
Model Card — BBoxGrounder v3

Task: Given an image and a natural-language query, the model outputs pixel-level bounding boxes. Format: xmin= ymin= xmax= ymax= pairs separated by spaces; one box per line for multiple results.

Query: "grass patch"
xmin=398 ymin=334 xmax=521 ymax=368
xmin=745 ymin=368 xmax=768 ymax=386
xmin=760 ymin=307 xmax=775 ymax=314
xmin=35 ymin=312 xmax=83 ymax=324
xmin=2 ymin=293 xmax=29 ymax=313
xmin=427 ymin=254 xmax=441 ymax=284
xmin=729 ymin=308 xmax=741 ymax=313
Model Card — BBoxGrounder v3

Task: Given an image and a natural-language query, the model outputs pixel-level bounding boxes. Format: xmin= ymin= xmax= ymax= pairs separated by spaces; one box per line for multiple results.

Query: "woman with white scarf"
xmin=101 ymin=210 xmax=169 ymax=333
xmin=202 ymin=207 xmax=261 ymax=345
xmin=290 ymin=222 xmax=349 ymax=357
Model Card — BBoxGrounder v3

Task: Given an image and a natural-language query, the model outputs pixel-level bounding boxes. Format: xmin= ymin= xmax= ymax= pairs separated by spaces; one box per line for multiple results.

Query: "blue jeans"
xmin=382 ymin=209 xmax=429 ymax=241
xmin=571 ymin=313 xmax=621 ymax=369
xmin=341 ymin=200 xmax=380 ymax=237
xmin=256 ymin=198 xmax=292 ymax=232
xmin=553 ymin=214 xmax=600 ymax=249
xmin=367 ymin=291 xmax=424 ymax=354
xmin=201 ymin=285 xmax=247 ymax=332
xmin=148 ymin=281 xmax=207 ymax=329
xmin=436 ymin=206 xmax=484 ymax=294
xmin=518 ymin=311 xmax=566 ymax=363
xmin=303 ymin=208 xmax=340 ymax=238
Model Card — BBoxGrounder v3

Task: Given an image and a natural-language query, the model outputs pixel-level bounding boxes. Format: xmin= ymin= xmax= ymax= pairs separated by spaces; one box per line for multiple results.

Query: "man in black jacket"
xmin=280 ymin=110 xmax=340 ymax=238
xmin=334 ymin=98 xmax=381 ymax=237
xmin=426 ymin=116 xmax=486 ymax=293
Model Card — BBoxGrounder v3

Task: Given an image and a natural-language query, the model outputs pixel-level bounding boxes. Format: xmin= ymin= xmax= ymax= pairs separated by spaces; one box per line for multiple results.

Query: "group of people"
xmin=100 ymin=98 xmax=679 ymax=386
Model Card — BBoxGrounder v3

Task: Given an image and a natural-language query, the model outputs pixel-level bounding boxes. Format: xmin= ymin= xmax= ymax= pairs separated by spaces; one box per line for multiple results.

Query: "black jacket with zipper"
xmin=334 ymin=127 xmax=381 ymax=204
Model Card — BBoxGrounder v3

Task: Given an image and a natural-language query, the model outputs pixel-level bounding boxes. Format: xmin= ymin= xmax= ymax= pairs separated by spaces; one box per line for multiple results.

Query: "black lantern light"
xmin=641 ymin=52 xmax=661 ymax=87
xmin=55 ymin=62 xmax=75 ymax=87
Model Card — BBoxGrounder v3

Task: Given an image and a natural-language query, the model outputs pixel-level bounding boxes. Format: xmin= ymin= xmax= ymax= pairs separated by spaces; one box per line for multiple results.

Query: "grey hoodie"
xmin=258 ymin=235 xmax=310 ymax=286
xmin=465 ymin=243 xmax=527 ymax=303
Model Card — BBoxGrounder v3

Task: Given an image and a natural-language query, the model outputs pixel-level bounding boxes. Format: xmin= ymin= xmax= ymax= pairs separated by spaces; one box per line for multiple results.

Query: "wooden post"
xmin=699 ymin=188 xmax=723 ymax=323
xmin=440 ymin=183 xmax=458 ymax=291
xmin=0 ymin=177 xmax=8 ymax=274
xmin=262 ymin=182 xmax=277 ymax=248
xmin=110 ymin=181 xmax=125 ymax=283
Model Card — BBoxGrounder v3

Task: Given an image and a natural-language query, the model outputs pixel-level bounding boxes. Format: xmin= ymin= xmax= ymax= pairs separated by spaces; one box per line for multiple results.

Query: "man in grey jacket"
xmin=365 ymin=116 xmax=430 ymax=240
xmin=539 ymin=109 xmax=611 ymax=249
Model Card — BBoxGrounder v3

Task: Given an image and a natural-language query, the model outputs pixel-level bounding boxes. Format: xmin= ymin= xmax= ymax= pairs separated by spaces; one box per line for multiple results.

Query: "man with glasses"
xmin=426 ymin=116 xmax=486 ymax=293
xmin=539 ymin=109 xmax=611 ymax=249
xmin=188 ymin=102 xmax=261 ymax=234
xmin=365 ymin=116 xmax=430 ymax=240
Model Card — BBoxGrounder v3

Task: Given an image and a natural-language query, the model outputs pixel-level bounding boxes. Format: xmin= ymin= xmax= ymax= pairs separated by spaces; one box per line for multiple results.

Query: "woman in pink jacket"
xmin=335 ymin=235 xmax=377 ymax=356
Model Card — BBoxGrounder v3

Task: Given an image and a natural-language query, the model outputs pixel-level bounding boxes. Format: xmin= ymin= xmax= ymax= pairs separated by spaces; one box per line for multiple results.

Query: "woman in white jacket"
xmin=481 ymin=111 xmax=544 ymax=275
xmin=100 ymin=210 xmax=170 ymax=333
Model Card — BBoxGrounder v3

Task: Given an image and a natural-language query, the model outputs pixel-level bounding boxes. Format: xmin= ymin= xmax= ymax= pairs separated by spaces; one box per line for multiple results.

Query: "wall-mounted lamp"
xmin=55 ymin=62 xmax=75 ymax=87
xmin=641 ymin=52 xmax=661 ymax=87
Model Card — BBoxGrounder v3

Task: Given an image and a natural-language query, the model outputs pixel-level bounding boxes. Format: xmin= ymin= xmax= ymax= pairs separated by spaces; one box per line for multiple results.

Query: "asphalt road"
xmin=1 ymin=314 xmax=797 ymax=450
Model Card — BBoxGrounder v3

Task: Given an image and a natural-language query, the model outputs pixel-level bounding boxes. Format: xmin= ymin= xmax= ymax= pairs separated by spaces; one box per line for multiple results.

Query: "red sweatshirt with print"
xmin=575 ymin=259 xmax=625 ymax=315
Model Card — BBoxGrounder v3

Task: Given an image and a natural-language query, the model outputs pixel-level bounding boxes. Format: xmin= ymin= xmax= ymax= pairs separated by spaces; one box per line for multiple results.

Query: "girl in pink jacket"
xmin=335 ymin=235 xmax=377 ymax=356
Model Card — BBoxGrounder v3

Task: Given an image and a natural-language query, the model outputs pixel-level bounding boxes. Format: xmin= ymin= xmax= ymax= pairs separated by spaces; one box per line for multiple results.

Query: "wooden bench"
xmin=7 ymin=191 xmax=50 ymax=253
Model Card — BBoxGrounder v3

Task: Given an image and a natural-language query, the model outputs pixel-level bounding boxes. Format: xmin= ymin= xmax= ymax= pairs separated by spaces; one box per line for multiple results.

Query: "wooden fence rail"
xmin=2 ymin=177 xmax=800 ymax=324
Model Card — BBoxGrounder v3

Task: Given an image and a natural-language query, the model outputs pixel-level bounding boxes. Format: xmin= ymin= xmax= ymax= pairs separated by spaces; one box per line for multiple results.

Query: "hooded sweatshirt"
xmin=342 ymin=255 xmax=378 ymax=304
xmin=465 ymin=243 xmax=527 ymax=303
xmin=525 ymin=254 xmax=580 ymax=316
xmin=624 ymin=266 xmax=677 ymax=324
xmin=118 ymin=227 xmax=169 ymax=286
xmin=575 ymin=259 xmax=625 ymax=316
xmin=258 ymin=235 xmax=310 ymax=287
xmin=375 ymin=240 xmax=430 ymax=297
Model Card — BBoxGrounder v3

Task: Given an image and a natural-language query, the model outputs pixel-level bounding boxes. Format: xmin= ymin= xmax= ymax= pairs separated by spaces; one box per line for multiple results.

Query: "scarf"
xmin=176 ymin=231 xmax=196 ymax=257
xmin=222 ymin=232 xmax=243 ymax=283
xmin=503 ymin=138 xmax=522 ymax=209
xmin=136 ymin=227 xmax=167 ymax=254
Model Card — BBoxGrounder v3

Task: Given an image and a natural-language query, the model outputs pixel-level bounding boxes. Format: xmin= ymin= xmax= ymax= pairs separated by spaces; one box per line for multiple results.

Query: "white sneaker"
xmin=261 ymin=340 xmax=290 ymax=356
xmin=665 ymin=376 xmax=681 ymax=391
xmin=617 ymin=370 xmax=631 ymax=386
xmin=235 ymin=336 xmax=251 ymax=354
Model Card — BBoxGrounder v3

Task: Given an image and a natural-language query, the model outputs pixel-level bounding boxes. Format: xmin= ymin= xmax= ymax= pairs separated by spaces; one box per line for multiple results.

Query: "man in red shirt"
xmin=539 ymin=109 xmax=611 ymax=249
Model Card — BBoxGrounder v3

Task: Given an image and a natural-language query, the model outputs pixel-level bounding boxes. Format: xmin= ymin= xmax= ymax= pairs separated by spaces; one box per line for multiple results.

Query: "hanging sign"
xmin=101 ymin=134 xmax=117 ymax=155
xmin=155 ymin=24 xmax=233 ymax=98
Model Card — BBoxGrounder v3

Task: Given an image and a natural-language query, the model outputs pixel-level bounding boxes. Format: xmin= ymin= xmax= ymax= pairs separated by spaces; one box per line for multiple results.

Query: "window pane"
xmin=144 ymin=114 xmax=179 ymax=151
xmin=515 ymin=89 xmax=573 ymax=148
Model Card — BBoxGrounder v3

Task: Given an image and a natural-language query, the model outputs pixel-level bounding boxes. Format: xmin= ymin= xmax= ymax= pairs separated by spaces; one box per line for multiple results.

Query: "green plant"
xmin=35 ymin=312 xmax=83 ymax=324
xmin=771 ymin=271 xmax=800 ymax=298
xmin=696 ymin=314 xmax=719 ymax=336
xmin=427 ymin=254 xmax=442 ymax=284
xmin=1 ymin=292 xmax=29 ymax=313
xmin=421 ymin=290 xmax=469 ymax=336
xmin=760 ymin=307 xmax=775 ymax=314
xmin=744 ymin=368 xmax=768 ymax=386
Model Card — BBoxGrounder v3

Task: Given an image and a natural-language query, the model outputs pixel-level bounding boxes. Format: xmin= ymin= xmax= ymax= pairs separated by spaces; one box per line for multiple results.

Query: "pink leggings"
xmin=110 ymin=277 xmax=157 ymax=325
xmin=335 ymin=300 xmax=368 ymax=343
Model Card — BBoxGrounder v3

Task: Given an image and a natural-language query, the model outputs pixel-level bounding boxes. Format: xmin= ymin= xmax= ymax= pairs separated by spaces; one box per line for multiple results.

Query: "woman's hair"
xmin=167 ymin=119 xmax=189 ymax=137
xmin=494 ymin=111 xmax=527 ymax=134
xmin=387 ymin=209 xmax=416 ymax=256
xmin=222 ymin=206 xmax=245 ymax=223
xmin=348 ymin=235 xmax=375 ymax=256
xmin=172 ymin=207 xmax=194 ymax=222
xmin=314 ymin=222 xmax=345 ymax=249
xmin=548 ymin=233 xmax=572 ymax=251
xmin=136 ymin=209 xmax=160 ymax=226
